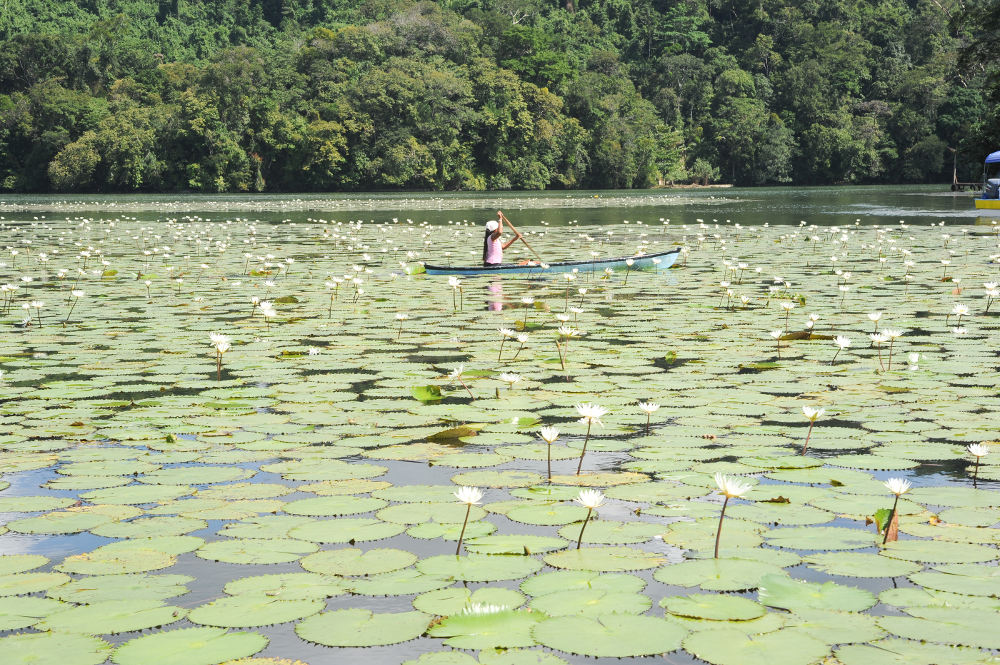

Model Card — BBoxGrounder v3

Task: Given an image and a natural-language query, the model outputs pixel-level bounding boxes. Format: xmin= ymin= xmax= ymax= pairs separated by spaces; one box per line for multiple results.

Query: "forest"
xmin=0 ymin=0 xmax=997 ymax=192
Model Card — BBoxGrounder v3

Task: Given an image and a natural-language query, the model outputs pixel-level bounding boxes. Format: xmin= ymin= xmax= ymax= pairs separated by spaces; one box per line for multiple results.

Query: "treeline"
xmin=0 ymin=0 xmax=994 ymax=192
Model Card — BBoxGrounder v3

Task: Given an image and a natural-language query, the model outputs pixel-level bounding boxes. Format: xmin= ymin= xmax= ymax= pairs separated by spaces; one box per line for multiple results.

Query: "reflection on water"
xmin=487 ymin=280 xmax=504 ymax=311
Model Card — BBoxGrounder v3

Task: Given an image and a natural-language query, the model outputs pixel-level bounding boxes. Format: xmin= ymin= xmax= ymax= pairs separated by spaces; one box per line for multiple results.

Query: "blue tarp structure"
xmin=987 ymin=150 xmax=1000 ymax=164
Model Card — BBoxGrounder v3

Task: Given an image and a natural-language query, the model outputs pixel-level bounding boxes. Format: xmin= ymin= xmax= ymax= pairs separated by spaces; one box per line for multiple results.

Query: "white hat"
xmin=485 ymin=220 xmax=499 ymax=232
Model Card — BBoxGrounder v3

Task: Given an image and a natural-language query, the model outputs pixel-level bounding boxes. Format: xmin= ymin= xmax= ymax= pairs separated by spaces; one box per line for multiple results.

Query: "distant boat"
xmin=975 ymin=149 xmax=1000 ymax=210
xmin=424 ymin=248 xmax=681 ymax=276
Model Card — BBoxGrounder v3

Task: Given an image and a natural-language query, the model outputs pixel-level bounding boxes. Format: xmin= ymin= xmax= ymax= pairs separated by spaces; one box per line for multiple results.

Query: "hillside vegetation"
xmin=0 ymin=0 xmax=996 ymax=192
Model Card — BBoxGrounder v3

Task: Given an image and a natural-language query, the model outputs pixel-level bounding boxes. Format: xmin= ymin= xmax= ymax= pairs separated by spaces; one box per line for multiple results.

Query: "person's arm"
xmin=502 ymin=236 xmax=518 ymax=250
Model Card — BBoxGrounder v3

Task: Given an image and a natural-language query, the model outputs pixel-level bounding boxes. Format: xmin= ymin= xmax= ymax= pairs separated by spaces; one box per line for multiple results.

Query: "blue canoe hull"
xmin=424 ymin=248 xmax=680 ymax=276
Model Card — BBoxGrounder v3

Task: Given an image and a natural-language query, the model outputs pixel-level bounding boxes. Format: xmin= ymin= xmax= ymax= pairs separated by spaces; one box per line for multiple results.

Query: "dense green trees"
xmin=0 ymin=0 xmax=993 ymax=192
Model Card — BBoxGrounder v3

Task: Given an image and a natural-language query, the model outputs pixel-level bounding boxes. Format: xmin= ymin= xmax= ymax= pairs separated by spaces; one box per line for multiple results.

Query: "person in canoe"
xmin=484 ymin=213 xmax=537 ymax=266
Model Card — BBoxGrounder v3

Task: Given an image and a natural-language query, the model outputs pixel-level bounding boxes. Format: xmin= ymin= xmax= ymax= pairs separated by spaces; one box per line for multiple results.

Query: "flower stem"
xmin=801 ymin=421 xmax=815 ymax=455
xmin=455 ymin=503 xmax=472 ymax=556
xmin=546 ymin=440 xmax=552 ymax=483
xmin=974 ymin=458 xmax=980 ymax=488
xmin=576 ymin=421 xmax=592 ymax=475
xmin=714 ymin=496 xmax=730 ymax=558
xmin=882 ymin=495 xmax=900 ymax=545
xmin=576 ymin=508 xmax=593 ymax=549
xmin=216 ymin=354 xmax=222 ymax=381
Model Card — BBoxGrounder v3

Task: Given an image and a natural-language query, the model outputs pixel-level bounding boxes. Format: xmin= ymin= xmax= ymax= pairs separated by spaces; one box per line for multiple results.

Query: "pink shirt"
xmin=485 ymin=234 xmax=503 ymax=264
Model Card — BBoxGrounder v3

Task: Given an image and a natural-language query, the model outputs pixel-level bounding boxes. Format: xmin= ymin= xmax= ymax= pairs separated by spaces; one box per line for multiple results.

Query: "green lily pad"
xmin=835 ymin=638 xmax=992 ymax=665
xmin=283 ymin=495 xmax=387 ymax=516
xmin=557 ymin=519 xmax=663 ymax=544
xmin=348 ymin=569 xmax=454 ymax=596
xmin=530 ymin=588 xmax=651 ymax=617
xmin=506 ymin=503 xmax=588 ymax=526
xmin=661 ymin=593 xmax=766 ymax=620
xmin=223 ymin=572 xmax=347 ymax=599
xmin=378 ymin=502 xmax=487 ymax=524
xmin=299 ymin=548 xmax=416 ymax=576
xmin=878 ymin=607 xmax=1000 ymax=648
xmin=532 ymin=614 xmax=686 ymax=657
xmin=48 ymin=573 xmax=193 ymax=603
xmin=417 ymin=554 xmax=543 ymax=582
xmin=188 ymin=595 xmax=324 ymax=627
xmin=881 ymin=540 xmax=999 ymax=563
xmin=804 ymin=552 xmax=921 ymax=578
xmin=1 ymin=631 xmax=111 ymax=665
xmin=764 ymin=526 xmax=879 ymax=551
xmin=413 ymin=587 xmax=526 ymax=616
xmin=464 ymin=535 xmax=567 ymax=555
xmin=428 ymin=608 xmax=544 ymax=649
xmin=408 ymin=520 xmax=496 ymax=541
xmin=56 ymin=548 xmax=176 ymax=575
xmin=758 ymin=573 xmax=876 ymax=611
xmin=786 ymin=608 xmax=885 ymax=644
xmin=543 ymin=546 xmax=665 ymax=572
xmin=296 ymin=609 xmax=430 ymax=646
xmin=111 ymin=627 xmax=268 ymax=665
xmin=196 ymin=538 xmax=317 ymax=564
xmin=683 ymin=627 xmax=829 ymax=665
xmin=0 ymin=554 xmax=49 ymax=575
xmin=653 ymin=558 xmax=786 ymax=591
xmin=520 ymin=570 xmax=646 ymax=597
xmin=36 ymin=599 xmax=187 ymax=634
xmin=0 ymin=596 xmax=67 ymax=630
xmin=91 ymin=516 xmax=207 ymax=538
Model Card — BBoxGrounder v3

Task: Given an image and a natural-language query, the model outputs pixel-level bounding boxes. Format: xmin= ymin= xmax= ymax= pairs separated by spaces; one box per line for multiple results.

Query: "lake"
xmin=0 ymin=185 xmax=998 ymax=665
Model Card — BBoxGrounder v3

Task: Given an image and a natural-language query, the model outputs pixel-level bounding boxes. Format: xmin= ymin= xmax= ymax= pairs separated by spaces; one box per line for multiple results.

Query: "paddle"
xmin=497 ymin=210 xmax=545 ymax=264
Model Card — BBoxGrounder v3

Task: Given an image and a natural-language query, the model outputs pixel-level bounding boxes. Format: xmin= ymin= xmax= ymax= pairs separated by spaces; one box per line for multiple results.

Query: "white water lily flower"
xmin=834 ymin=335 xmax=851 ymax=350
xmin=453 ymin=486 xmax=483 ymax=505
xmin=869 ymin=332 xmax=888 ymax=345
xmin=883 ymin=478 xmax=912 ymax=496
xmin=498 ymin=373 xmax=522 ymax=386
xmin=574 ymin=489 xmax=606 ymax=509
xmin=448 ymin=364 xmax=465 ymax=380
xmin=770 ymin=330 xmax=782 ymax=340
xmin=498 ymin=327 xmax=516 ymax=338
xmin=952 ymin=327 xmax=967 ymax=336
xmin=968 ymin=444 xmax=990 ymax=458
xmin=70 ymin=289 xmax=84 ymax=298
xmin=462 ymin=603 xmax=506 ymax=616
xmin=883 ymin=328 xmax=903 ymax=340
xmin=209 ymin=332 xmax=230 ymax=346
xmin=780 ymin=301 xmax=795 ymax=311
xmin=638 ymin=402 xmax=660 ymax=414
xmin=868 ymin=312 xmax=882 ymax=322
xmin=395 ymin=313 xmax=409 ymax=320
xmin=802 ymin=406 xmax=825 ymax=422
xmin=575 ymin=403 xmax=608 ymax=427
xmin=714 ymin=473 xmax=752 ymax=498
xmin=952 ymin=304 xmax=970 ymax=317
xmin=558 ymin=326 xmax=582 ymax=338
xmin=539 ymin=426 xmax=559 ymax=443
xmin=308 ymin=347 xmax=320 ymax=356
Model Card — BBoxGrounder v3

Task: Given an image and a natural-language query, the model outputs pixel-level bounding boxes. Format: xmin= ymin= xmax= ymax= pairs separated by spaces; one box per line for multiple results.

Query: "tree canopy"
xmin=0 ymin=0 xmax=994 ymax=192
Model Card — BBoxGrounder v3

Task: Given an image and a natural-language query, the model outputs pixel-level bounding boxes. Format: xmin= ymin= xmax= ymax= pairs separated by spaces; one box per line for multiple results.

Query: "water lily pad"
xmin=56 ymin=548 xmax=176 ymax=575
xmin=520 ymin=570 xmax=646 ymax=597
xmin=764 ymin=526 xmax=879 ymax=551
xmin=682 ymin=627 xmax=829 ymax=665
xmin=288 ymin=518 xmax=407 ymax=543
xmin=0 ymin=596 xmax=67 ymax=630
xmin=82 ymin=484 xmax=194 ymax=505
xmin=428 ymin=608 xmax=544 ymax=648
xmin=196 ymin=538 xmax=317 ymax=564
xmin=408 ymin=520 xmax=496 ymax=541
xmin=413 ymin=587 xmax=526 ymax=616
xmin=283 ymin=495 xmax=387 ymax=516
xmin=139 ymin=466 xmax=254 ymax=485
xmin=378 ymin=502 xmax=487 ymax=524
xmin=543 ymin=546 xmax=665 ymax=572
xmin=530 ymin=588 xmax=651 ymax=617
xmin=476 ymin=648 xmax=568 ymax=665
xmin=653 ymin=558 xmax=786 ymax=591
xmin=296 ymin=609 xmax=430 ymax=646
xmin=506 ymin=503 xmax=588 ymax=526
xmin=91 ymin=516 xmax=207 ymax=538
xmin=1 ymin=631 xmax=111 ymax=665
xmin=532 ymin=614 xmax=686 ymax=657
xmin=112 ymin=627 xmax=268 ymax=665
xmin=451 ymin=470 xmax=543 ymax=488
xmin=758 ymin=573 xmax=876 ymax=611
xmin=417 ymin=554 xmax=543 ymax=582
xmin=300 ymin=548 xmax=416 ymax=576
xmin=464 ymin=535 xmax=567 ymax=555
xmin=881 ymin=540 xmax=999 ymax=563
xmin=36 ymin=599 xmax=187 ymax=634
xmin=48 ymin=573 xmax=193 ymax=603
xmin=223 ymin=572 xmax=347 ymax=599
xmin=878 ymin=607 xmax=1000 ymax=648
xmin=661 ymin=593 xmax=765 ymax=621
xmin=0 ymin=554 xmax=49 ymax=575
xmin=786 ymin=608 xmax=885 ymax=644
xmin=804 ymin=552 xmax=921 ymax=578
xmin=835 ymin=638 xmax=992 ymax=665
xmin=348 ymin=569 xmax=454 ymax=596
xmin=557 ymin=519 xmax=663 ymax=544
xmin=188 ymin=595 xmax=324 ymax=627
